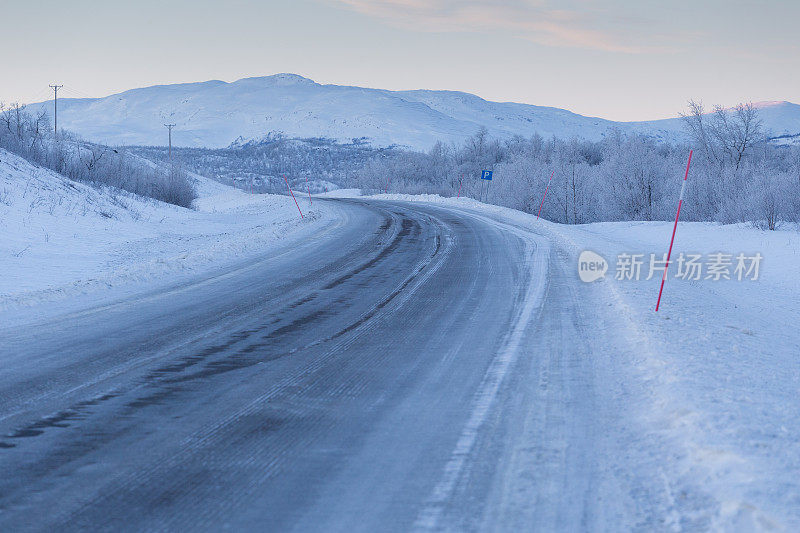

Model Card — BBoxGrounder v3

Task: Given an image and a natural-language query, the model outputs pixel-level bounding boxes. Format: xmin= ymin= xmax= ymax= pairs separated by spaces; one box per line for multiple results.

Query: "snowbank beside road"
xmin=0 ymin=149 xmax=333 ymax=310
xmin=359 ymin=191 xmax=800 ymax=530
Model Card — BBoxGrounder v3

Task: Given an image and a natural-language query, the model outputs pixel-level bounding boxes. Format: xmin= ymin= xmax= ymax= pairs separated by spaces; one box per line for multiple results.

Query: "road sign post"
xmin=480 ymin=170 xmax=493 ymax=202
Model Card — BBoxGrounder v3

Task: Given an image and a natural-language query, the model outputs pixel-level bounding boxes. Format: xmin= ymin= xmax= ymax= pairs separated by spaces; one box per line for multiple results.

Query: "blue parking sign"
xmin=481 ymin=170 xmax=493 ymax=180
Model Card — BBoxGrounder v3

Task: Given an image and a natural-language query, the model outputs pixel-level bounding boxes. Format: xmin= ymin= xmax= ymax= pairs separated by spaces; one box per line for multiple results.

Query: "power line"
xmin=23 ymin=86 xmax=53 ymax=105
xmin=62 ymin=85 xmax=96 ymax=100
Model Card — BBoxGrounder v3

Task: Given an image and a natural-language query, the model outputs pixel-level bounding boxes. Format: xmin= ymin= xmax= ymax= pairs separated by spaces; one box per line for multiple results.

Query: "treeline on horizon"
xmin=157 ymin=100 xmax=799 ymax=230
xmin=3 ymin=98 xmax=799 ymax=229
xmin=352 ymin=102 xmax=800 ymax=230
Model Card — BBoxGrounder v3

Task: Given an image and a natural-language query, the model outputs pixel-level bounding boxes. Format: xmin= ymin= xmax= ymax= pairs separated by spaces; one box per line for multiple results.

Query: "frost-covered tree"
xmin=0 ymin=104 xmax=196 ymax=208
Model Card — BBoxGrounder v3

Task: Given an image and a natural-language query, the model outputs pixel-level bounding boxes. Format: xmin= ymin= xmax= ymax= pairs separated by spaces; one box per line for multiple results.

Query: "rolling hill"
xmin=24 ymin=74 xmax=800 ymax=150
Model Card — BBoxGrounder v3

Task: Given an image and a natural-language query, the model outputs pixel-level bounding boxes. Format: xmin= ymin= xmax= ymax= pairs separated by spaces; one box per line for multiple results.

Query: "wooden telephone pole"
xmin=49 ymin=84 xmax=63 ymax=137
xmin=164 ymin=124 xmax=176 ymax=162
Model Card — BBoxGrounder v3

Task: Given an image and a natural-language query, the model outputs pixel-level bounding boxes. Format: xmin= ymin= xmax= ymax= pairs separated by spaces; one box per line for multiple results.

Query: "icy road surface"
xmin=0 ymin=197 xmax=793 ymax=531
xmin=0 ymin=199 xmax=552 ymax=531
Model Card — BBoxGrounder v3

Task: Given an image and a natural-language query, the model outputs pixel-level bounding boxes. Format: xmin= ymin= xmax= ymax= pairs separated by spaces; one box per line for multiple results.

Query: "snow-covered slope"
xmin=24 ymin=74 xmax=800 ymax=150
xmin=26 ymin=75 xmax=490 ymax=149
xmin=393 ymin=89 xmax=618 ymax=142
xmin=0 ymin=148 xmax=334 ymax=309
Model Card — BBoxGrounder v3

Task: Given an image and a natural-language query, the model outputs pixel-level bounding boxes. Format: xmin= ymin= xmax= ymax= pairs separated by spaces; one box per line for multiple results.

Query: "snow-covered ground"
xmin=326 ymin=189 xmax=800 ymax=530
xmin=4 ymin=159 xmax=799 ymax=528
xmin=0 ymin=149 xmax=334 ymax=310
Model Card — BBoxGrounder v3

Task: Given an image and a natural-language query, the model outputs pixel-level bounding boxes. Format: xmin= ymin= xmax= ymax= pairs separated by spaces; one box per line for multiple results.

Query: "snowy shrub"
xmin=0 ymin=103 xmax=196 ymax=208
xmin=745 ymin=172 xmax=791 ymax=230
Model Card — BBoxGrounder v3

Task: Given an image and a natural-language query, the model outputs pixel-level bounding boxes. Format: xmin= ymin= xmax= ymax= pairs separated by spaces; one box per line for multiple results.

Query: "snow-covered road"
xmin=1 ymin=195 xmax=797 ymax=531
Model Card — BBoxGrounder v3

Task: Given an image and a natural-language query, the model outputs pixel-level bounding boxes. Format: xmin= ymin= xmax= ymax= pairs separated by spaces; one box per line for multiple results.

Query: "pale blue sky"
xmin=3 ymin=0 xmax=798 ymax=120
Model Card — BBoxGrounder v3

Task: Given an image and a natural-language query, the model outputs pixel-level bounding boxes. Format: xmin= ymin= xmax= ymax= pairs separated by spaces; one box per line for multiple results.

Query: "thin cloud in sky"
xmin=327 ymin=0 xmax=657 ymax=53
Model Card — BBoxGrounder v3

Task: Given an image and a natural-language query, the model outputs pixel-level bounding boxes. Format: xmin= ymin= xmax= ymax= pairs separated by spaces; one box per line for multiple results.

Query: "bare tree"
xmin=12 ymin=102 xmax=25 ymax=138
xmin=0 ymin=102 xmax=25 ymax=136
xmin=683 ymin=101 xmax=764 ymax=171
xmin=681 ymin=100 xmax=721 ymax=166
xmin=710 ymin=102 xmax=764 ymax=170
xmin=79 ymin=144 xmax=109 ymax=173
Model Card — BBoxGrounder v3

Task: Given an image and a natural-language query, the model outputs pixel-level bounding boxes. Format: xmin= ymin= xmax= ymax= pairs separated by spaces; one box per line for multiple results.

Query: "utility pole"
xmin=49 ymin=84 xmax=63 ymax=137
xmin=164 ymin=124 xmax=175 ymax=162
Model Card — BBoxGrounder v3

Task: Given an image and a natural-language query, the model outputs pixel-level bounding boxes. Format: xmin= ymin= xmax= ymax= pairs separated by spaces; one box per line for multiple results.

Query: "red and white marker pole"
xmin=655 ymin=149 xmax=693 ymax=312
xmin=305 ymin=175 xmax=312 ymax=205
xmin=536 ymin=170 xmax=554 ymax=220
xmin=283 ymin=174 xmax=303 ymax=219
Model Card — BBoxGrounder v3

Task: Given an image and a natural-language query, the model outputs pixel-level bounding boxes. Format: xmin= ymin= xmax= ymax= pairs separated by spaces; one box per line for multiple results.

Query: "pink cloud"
xmin=326 ymin=0 xmax=648 ymax=53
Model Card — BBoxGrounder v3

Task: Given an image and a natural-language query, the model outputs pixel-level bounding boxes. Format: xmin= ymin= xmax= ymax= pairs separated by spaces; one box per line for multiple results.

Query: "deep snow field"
xmin=3 ymin=151 xmax=800 ymax=529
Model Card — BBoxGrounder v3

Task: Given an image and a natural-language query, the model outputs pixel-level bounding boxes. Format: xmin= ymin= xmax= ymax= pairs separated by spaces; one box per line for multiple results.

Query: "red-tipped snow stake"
xmin=655 ymin=149 xmax=693 ymax=312
xmin=305 ymin=175 xmax=312 ymax=205
xmin=537 ymin=171 xmax=554 ymax=220
xmin=283 ymin=174 xmax=303 ymax=219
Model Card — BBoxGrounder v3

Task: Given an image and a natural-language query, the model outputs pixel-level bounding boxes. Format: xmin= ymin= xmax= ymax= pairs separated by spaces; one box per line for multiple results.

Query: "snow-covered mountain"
xmin=24 ymin=74 xmax=800 ymax=150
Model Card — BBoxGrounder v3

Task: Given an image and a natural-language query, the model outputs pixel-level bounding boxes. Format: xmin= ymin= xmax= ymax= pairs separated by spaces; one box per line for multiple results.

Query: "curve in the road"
xmin=0 ymin=198 xmax=548 ymax=532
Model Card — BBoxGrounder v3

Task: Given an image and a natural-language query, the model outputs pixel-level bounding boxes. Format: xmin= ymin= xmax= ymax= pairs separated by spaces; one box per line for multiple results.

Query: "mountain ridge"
xmin=23 ymin=74 xmax=800 ymax=150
